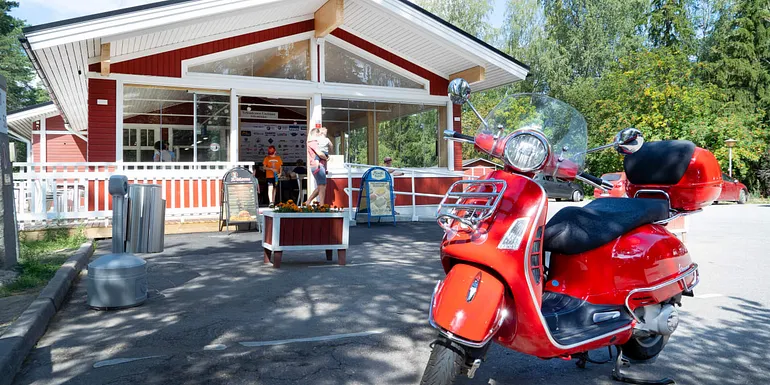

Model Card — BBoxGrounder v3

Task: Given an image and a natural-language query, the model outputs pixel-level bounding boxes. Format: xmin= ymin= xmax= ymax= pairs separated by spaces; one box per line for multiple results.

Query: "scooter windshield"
xmin=482 ymin=93 xmax=588 ymax=173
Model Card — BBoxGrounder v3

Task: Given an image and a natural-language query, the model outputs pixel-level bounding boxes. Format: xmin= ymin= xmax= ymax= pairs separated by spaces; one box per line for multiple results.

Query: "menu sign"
xmin=220 ymin=168 xmax=260 ymax=230
xmin=356 ymin=167 xmax=396 ymax=227
xmin=225 ymin=183 xmax=258 ymax=224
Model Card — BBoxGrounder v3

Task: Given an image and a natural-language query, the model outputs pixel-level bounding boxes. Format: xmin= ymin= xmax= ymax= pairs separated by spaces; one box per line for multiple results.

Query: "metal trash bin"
xmin=87 ymin=253 xmax=147 ymax=308
xmin=126 ymin=184 xmax=165 ymax=254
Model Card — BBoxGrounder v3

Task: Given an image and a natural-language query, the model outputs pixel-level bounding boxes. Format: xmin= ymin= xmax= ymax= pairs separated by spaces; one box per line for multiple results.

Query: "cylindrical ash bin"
xmin=87 ymin=253 xmax=147 ymax=308
xmin=126 ymin=184 xmax=165 ymax=253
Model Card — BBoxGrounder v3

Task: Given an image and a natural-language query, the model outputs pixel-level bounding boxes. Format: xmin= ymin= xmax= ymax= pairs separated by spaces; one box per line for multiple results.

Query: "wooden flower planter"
xmin=261 ymin=211 xmax=349 ymax=268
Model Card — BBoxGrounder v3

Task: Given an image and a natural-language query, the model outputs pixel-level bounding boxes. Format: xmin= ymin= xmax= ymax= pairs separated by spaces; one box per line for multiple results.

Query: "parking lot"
xmin=13 ymin=202 xmax=770 ymax=385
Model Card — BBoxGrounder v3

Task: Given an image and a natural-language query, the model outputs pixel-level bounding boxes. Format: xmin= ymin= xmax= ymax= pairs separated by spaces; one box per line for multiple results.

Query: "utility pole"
xmin=0 ymin=75 xmax=20 ymax=270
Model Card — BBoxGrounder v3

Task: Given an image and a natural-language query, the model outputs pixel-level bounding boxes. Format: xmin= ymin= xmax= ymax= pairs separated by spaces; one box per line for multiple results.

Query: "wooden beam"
xmin=450 ymin=66 xmax=486 ymax=84
xmin=100 ymin=43 xmax=111 ymax=77
xmin=315 ymin=0 xmax=344 ymax=38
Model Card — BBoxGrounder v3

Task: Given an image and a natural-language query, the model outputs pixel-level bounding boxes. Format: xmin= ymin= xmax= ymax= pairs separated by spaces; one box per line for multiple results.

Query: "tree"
xmin=704 ymin=0 xmax=770 ymax=113
xmin=648 ymin=0 xmax=697 ymax=54
xmin=416 ymin=0 xmax=495 ymax=40
xmin=0 ymin=1 xmax=48 ymax=110
xmin=538 ymin=0 xmax=647 ymax=93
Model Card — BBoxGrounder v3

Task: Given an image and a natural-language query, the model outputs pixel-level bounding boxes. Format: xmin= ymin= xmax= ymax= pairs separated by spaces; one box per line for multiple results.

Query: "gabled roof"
xmin=462 ymin=158 xmax=502 ymax=168
xmin=7 ymin=101 xmax=58 ymax=140
xmin=21 ymin=0 xmax=529 ymax=133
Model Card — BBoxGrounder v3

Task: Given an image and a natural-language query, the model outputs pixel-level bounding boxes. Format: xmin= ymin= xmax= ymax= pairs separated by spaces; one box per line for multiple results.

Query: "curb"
xmin=0 ymin=242 xmax=95 ymax=385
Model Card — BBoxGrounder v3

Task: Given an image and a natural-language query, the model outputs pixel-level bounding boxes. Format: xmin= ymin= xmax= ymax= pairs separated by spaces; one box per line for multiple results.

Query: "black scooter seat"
xmin=544 ymin=198 xmax=670 ymax=255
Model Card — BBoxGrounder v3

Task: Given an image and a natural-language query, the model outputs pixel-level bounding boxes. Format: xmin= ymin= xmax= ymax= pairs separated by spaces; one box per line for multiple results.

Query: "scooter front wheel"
xmin=420 ymin=338 xmax=467 ymax=385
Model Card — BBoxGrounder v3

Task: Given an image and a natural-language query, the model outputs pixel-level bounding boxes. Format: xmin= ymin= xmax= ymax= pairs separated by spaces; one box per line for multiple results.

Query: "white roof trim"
xmin=369 ymin=0 xmax=528 ymax=80
xmin=25 ymin=0 xmax=303 ymax=50
xmin=7 ymin=103 xmax=59 ymax=123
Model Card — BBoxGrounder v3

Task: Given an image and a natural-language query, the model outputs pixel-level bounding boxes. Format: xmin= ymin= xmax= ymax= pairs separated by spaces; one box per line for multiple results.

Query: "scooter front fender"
xmin=429 ymin=264 xmax=508 ymax=348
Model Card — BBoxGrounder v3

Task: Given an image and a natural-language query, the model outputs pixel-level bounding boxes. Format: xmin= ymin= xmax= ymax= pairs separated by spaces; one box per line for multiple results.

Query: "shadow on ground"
xmin=14 ymin=223 xmax=445 ymax=385
xmin=13 ymin=219 xmax=770 ymax=385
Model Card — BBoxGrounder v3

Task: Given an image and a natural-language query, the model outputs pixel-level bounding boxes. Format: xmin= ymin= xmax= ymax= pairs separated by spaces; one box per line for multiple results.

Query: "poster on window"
xmin=239 ymin=123 xmax=307 ymax=164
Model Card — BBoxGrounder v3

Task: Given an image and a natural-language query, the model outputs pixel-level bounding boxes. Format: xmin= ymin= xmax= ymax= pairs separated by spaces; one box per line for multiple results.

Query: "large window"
xmin=189 ymin=40 xmax=311 ymax=80
xmin=122 ymin=86 xmax=230 ymax=163
xmin=322 ymin=99 xmax=439 ymax=168
xmin=324 ymin=42 xmax=425 ymax=89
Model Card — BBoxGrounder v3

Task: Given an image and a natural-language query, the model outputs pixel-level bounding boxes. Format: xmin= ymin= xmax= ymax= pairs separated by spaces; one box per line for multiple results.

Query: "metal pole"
xmin=193 ymin=93 xmax=198 ymax=162
xmin=729 ymin=147 xmax=733 ymax=178
xmin=411 ymin=170 xmax=417 ymax=221
xmin=0 ymin=74 xmax=20 ymax=269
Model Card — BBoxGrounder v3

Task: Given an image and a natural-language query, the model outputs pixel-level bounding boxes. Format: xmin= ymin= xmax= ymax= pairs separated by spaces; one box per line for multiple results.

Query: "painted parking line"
xmin=308 ymin=261 xmax=420 ymax=268
xmin=239 ymin=330 xmax=386 ymax=347
xmin=93 ymin=355 xmax=164 ymax=368
xmin=695 ymin=293 xmax=724 ymax=299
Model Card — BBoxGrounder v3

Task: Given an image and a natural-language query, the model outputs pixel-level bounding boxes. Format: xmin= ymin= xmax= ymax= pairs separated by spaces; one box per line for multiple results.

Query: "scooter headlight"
xmin=503 ymin=131 xmax=549 ymax=172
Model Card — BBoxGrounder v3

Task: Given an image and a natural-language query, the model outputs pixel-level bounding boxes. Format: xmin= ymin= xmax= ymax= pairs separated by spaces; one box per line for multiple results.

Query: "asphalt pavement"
xmin=12 ymin=202 xmax=770 ymax=385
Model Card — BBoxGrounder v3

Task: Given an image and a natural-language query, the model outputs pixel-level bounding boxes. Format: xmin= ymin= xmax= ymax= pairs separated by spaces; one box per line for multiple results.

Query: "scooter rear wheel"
xmin=420 ymin=338 xmax=467 ymax=385
xmin=622 ymin=334 xmax=670 ymax=363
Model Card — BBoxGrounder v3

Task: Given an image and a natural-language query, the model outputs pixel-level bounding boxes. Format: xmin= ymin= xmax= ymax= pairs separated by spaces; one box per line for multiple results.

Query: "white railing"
xmin=340 ymin=163 xmax=477 ymax=222
xmin=13 ymin=162 xmax=253 ymax=224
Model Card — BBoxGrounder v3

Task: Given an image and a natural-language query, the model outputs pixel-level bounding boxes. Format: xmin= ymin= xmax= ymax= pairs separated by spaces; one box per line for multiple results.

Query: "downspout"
xmin=19 ymin=37 xmax=86 ymax=141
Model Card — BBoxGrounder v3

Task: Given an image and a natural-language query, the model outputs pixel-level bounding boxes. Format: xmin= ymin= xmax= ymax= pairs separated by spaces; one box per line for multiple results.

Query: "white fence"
xmin=340 ymin=163 xmax=474 ymax=222
xmin=13 ymin=162 xmax=253 ymax=223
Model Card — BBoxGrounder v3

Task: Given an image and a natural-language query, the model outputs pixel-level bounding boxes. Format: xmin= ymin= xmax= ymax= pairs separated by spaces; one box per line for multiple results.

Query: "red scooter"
xmin=421 ymin=79 xmax=722 ymax=385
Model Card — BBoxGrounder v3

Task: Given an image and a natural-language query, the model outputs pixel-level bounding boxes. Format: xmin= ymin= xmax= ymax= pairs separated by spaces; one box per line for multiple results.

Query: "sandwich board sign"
xmin=356 ymin=167 xmax=396 ymax=227
xmin=220 ymin=167 xmax=260 ymax=232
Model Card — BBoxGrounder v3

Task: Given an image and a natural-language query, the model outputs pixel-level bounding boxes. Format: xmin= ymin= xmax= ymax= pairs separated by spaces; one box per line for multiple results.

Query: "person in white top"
xmin=153 ymin=141 xmax=173 ymax=162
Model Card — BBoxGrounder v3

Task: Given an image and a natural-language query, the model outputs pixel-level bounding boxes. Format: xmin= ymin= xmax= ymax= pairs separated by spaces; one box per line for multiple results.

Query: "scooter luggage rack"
xmin=436 ymin=179 xmax=507 ymax=233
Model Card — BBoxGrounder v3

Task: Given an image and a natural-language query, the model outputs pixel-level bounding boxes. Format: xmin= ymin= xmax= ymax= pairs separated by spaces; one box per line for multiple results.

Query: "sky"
xmin=12 ymin=0 xmax=509 ymax=30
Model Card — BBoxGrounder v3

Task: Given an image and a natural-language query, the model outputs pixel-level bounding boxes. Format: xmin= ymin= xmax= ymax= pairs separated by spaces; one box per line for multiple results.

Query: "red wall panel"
xmin=45 ymin=115 xmax=66 ymax=131
xmin=330 ymin=29 xmax=450 ymax=96
xmin=46 ymin=134 xmax=87 ymax=162
xmin=88 ymin=78 xmax=117 ymax=162
xmin=90 ymin=20 xmax=315 ymax=77
xmin=32 ymin=134 xmax=40 ymax=163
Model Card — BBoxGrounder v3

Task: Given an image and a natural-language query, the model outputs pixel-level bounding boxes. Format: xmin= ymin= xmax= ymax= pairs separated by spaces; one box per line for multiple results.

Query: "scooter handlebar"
xmin=577 ymin=172 xmax=614 ymax=191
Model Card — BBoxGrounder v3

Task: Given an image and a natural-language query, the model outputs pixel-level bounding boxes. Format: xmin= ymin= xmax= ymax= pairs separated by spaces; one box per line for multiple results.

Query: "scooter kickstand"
xmin=467 ymin=359 xmax=482 ymax=379
xmin=612 ymin=346 xmax=675 ymax=385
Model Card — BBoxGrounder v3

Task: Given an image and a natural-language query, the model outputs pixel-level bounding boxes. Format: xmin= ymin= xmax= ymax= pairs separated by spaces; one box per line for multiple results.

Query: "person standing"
xmin=305 ymin=128 xmax=328 ymax=206
xmin=263 ymin=145 xmax=283 ymax=208
xmin=153 ymin=141 xmax=172 ymax=162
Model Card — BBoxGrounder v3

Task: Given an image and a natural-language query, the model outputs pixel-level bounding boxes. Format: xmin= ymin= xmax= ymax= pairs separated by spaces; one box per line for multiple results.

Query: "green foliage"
xmin=538 ymin=0 xmax=647 ymax=92
xmin=0 ymin=1 xmax=49 ymax=110
xmin=377 ymin=108 xmax=440 ymax=168
xmin=702 ymin=0 xmax=770 ymax=113
xmin=416 ymin=0 xmax=496 ymax=40
xmin=0 ymin=227 xmax=87 ymax=297
xmin=648 ymin=0 xmax=697 ymax=54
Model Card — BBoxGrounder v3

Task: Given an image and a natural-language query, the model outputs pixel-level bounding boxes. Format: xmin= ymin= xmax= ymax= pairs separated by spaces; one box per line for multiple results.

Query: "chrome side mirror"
xmin=615 ymin=127 xmax=644 ymax=155
xmin=448 ymin=78 xmax=471 ymax=105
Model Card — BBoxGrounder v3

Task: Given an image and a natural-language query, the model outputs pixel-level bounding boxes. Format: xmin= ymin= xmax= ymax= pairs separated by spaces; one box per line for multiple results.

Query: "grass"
xmin=0 ymin=227 xmax=88 ymax=297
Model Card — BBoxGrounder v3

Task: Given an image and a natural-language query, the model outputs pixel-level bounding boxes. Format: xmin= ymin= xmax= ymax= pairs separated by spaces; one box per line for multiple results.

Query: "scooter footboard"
xmin=429 ymin=264 xmax=507 ymax=347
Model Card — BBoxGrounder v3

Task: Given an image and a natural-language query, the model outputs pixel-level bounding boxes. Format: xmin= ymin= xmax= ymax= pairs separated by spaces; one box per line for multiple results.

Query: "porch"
xmin=12 ymin=161 xmax=467 ymax=229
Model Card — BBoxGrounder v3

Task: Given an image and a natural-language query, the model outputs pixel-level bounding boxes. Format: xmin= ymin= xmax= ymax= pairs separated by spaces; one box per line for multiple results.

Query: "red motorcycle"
xmin=421 ymin=79 xmax=722 ymax=385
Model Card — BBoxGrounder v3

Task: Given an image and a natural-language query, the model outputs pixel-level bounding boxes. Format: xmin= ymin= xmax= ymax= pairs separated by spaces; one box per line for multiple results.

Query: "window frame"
xmin=323 ymin=35 xmax=431 ymax=92
xmin=182 ymin=32 xmax=316 ymax=83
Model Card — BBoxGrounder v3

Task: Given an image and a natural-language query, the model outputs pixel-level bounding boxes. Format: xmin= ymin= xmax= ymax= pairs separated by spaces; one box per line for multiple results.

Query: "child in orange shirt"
xmin=263 ymin=146 xmax=283 ymax=208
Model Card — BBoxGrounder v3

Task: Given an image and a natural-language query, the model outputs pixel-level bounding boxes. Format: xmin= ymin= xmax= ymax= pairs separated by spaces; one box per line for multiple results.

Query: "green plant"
xmin=0 ymin=226 xmax=88 ymax=297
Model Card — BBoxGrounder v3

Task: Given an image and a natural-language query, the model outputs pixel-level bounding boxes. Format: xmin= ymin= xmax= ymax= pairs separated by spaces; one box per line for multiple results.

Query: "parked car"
xmin=534 ymin=175 xmax=584 ymax=201
xmin=716 ymin=173 xmax=748 ymax=204
xmin=593 ymin=172 xmax=627 ymax=198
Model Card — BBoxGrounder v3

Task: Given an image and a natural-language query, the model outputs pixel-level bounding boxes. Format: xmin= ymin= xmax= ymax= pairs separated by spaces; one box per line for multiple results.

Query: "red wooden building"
xmin=10 ymin=0 xmax=528 ymax=223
